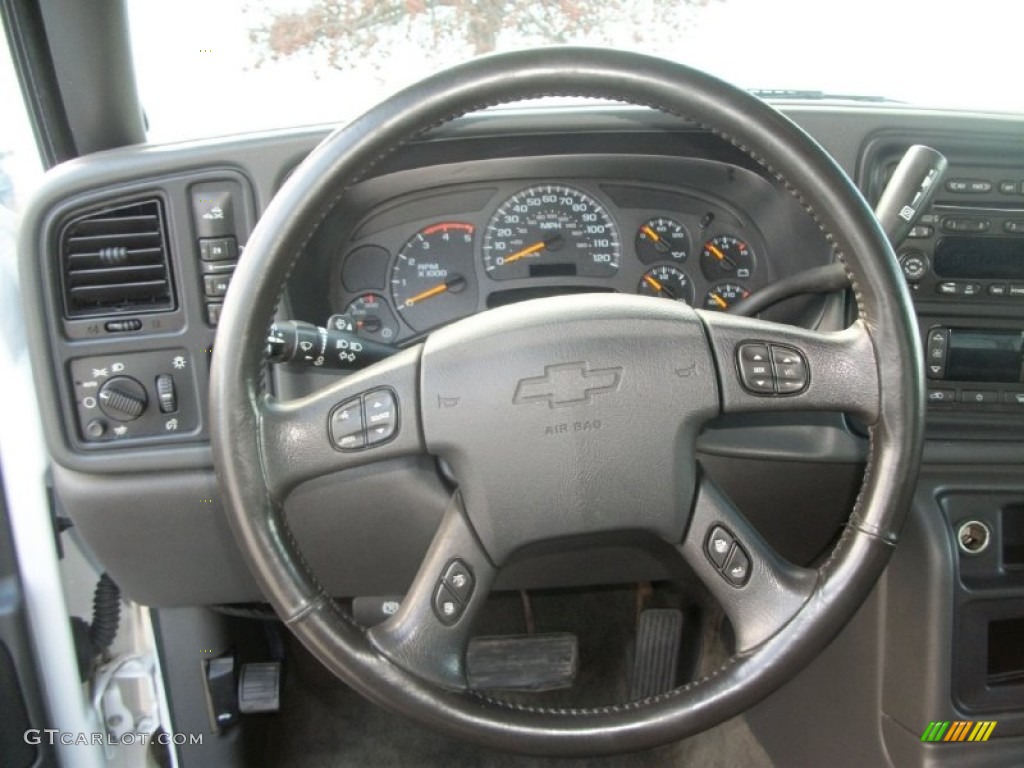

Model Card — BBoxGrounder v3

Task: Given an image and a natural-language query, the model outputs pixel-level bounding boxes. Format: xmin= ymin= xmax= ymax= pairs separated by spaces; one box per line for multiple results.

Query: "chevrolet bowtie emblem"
xmin=513 ymin=362 xmax=622 ymax=408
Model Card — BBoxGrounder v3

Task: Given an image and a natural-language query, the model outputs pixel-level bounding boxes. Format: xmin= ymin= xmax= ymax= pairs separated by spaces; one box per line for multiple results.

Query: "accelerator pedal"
xmin=466 ymin=633 xmax=577 ymax=692
xmin=630 ymin=608 xmax=683 ymax=699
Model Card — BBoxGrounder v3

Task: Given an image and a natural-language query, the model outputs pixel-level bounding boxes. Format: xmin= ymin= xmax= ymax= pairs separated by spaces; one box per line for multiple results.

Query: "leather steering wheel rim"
xmin=210 ymin=47 xmax=924 ymax=756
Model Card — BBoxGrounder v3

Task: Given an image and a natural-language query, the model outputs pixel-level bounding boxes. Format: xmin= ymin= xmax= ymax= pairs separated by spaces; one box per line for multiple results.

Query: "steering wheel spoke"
xmin=367 ymin=492 xmax=496 ymax=691
xmin=700 ymin=311 xmax=880 ymax=421
xmin=259 ymin=345 xmax=425 ymax=499
xmin=679 ymin=474 xmax=817 ymax=652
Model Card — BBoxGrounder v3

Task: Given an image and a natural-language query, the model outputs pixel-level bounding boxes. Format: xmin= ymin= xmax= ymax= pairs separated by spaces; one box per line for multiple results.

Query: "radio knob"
xmin=899 ymin=251 xmax=929 ymax=282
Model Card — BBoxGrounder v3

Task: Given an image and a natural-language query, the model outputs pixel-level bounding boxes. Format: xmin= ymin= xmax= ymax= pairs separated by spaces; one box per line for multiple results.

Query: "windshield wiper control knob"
xmin=267 ymin=320 xmax=395 ymax=371
xmin=874 ymin=144 xmax=948 ymax=247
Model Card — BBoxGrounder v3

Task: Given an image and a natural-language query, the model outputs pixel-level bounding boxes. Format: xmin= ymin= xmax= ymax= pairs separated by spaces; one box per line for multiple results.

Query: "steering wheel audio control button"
xmin=737 ymin=343 xmax=773 ymax=393
xmin=442 ymin=559 xmax=475 ymax=603
xmin=432 ymin=582 xmax=464 ymax=626
xmin=364 ymin=389 xmax=398 ymax=445
xmin=705 ymin=526 xmax=735 ymax=569
xmin=723 ymin=546 xmax=751 ymax=587
xmin=330 ymin=398 xmax=365 ymax=450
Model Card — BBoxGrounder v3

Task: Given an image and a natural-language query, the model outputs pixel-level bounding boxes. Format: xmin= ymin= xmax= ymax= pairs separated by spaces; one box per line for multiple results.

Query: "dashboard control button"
xmin=364 ymin=389 xmax=398 ymax=445
xmin=199 ymin=236 xmax=238 ymax=262
xmin=206 ymin=302 xmax=224 ymax=326
xmin=191 ymin=183 xmax=237 ymax=238
xmin=898 ymin=251 xmax=929 ymax=282
xmin=86 ymin=419 xmax=107 ymax=439
xmin=330 ymin=398 xmax=365 ymax=451
xmin=204 ymin=274 xmax=232 ymax=297
xmin=937 ymin=281 xmax=958 ymax=295
xmin=927 ymin=389 xmax=956 ymax=405
xmin=999 ymin=181 xmax=1019 ymax=195
xmin=1009 ymin=284 xmax=1024 ymax=298
xmin=442 ymin=560 xmax=475 ymax=603
xmin=706 ymin=526 xmax=734 ymax=569
xmin=1002 ymin=391 xmax=1024 ymax=406
xmin=959 ymin=390 xmax=998 ymax=405
xmin=1003 ymin=220 xmax=1024 ymax=234
xmin=97 ymin=376 xmax=148 ymax=421
xmin=432 ymin=582 xmax=463 ymax=625
xmin=961 ymin=283 xmax=982 ymax=297
xmin=905 ymin=225 xmax=933 ymax=239
xmin=723 ymin=546 xmax=751 ymax=587
xmin=988 ymin=283 xmax=1008 ymax=297
xmin=155 ymin=374 xmax=178 ymax=413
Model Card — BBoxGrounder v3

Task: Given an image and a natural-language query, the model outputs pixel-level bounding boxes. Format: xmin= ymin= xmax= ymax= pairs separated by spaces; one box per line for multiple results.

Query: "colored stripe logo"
xmin=921 ymin=721 xmax=997 ymax=742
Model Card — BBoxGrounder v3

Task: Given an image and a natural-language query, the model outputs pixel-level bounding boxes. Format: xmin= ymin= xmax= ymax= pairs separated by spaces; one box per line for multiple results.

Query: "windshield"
xmin=128 ymin=0 xmax=1022 ymax=143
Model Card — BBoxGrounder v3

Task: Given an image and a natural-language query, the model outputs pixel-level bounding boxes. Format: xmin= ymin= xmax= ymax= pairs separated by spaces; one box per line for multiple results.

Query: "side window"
xmin=0 ymin=14 xmax=43 ymax=215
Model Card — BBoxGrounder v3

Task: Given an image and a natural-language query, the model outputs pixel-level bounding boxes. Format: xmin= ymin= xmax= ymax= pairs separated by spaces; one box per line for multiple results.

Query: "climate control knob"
xmin=97 ymin=376 xmax=148 ymax=421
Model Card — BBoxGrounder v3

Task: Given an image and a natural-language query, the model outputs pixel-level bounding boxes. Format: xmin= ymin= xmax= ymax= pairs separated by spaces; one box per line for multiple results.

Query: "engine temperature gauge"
xmin=704 ymin=283 xmax=751 ymax=311
xmin=637 ymin=265 xmax=694 ymax=304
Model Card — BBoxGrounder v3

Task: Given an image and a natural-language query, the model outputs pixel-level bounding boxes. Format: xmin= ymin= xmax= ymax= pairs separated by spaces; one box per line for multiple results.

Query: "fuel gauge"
xmin=704 ymin=283 xmax=751 ymax=311
xmin=637 ymin=265 xmax=694 ymax=304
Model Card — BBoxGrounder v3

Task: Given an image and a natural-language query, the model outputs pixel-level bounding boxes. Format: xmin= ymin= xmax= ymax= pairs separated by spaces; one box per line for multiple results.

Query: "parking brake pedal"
xmin=466 ymin=633 xmax=577 ymax=692
xmin=630 ymin=608 xmax=683 ymax=699
xmin=238 ymin=662 xmax=281 ymax=714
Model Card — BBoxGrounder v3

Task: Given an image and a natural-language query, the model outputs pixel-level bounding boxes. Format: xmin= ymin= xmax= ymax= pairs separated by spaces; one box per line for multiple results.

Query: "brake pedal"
xmin=466 ymin=633 xmax=577 ymax=692
xmin=630 ymin=608 xmax=683 ymax=699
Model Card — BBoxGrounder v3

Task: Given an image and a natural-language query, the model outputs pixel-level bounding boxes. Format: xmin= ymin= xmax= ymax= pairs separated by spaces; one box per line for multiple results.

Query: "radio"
xmin=924 ymin=326 xmax=1024 ymax=408
xmin=899 ymin=209 xmax=1024 ymax=301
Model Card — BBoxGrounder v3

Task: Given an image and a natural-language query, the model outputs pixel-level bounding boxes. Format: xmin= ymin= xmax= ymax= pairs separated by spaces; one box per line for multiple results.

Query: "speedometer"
xmin=482 ymin=184 xmax=619 ymax=280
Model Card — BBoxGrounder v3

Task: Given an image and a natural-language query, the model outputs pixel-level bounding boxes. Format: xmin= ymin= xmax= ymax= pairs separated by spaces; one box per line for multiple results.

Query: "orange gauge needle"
xmin=402 ymin=275 xmax=466 ymax=307
xmin=501 ymin=235 xmax=564 ymax=266
xmin=502 ymin=240 xmax=547 ymax=265
xmin=641 ymin=225 xmax=661 ymax=243
xmin=403 ymin=283 xmax=448 ymax=307
xmin=707 ymin=243 xmax=726 ymax=261
xmin=643 ymin=274 xmax=665 ymax=292
xmin=710 ymin=292 xmax=729 ymax=309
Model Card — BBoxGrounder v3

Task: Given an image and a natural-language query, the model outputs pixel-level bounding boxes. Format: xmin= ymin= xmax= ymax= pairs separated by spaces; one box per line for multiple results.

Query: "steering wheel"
xmin=210 ymin=48 xmax=923 ymax=756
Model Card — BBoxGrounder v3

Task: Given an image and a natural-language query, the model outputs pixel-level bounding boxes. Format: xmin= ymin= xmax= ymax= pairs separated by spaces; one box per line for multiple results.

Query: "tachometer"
xmin=391 ymin=222 xmax=478 ymax=333
xmin=482 ymin=185 xmax=619 ymax=280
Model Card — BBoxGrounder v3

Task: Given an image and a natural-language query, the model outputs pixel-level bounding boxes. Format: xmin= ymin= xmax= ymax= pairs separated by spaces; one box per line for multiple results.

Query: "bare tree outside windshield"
xmin=248 ymin=0 xmax=721 ymax=76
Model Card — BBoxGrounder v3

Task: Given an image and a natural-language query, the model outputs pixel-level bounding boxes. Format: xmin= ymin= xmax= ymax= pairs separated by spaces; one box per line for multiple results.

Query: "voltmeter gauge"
xmin=701 ymin=235 xmax=755 ymax=280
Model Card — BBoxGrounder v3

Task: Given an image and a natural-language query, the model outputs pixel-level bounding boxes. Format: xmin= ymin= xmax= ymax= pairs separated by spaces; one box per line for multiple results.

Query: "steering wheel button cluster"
xmin=442 ymin=559 xmax=475 ymax=603
xmin=706 ymin=526 xmax=734 ymax=569
xmin=329 ymin=398 xmax=365 ymax=450
xmin=705 ymin=525 xmax=751 ymax=587
xmin=724 ymin=547 xmax=751 ymax=587
xmin=737 ymin=342 xmax=808 ymax=395
xmin=365 ymin=389 xmax=398 ymax=445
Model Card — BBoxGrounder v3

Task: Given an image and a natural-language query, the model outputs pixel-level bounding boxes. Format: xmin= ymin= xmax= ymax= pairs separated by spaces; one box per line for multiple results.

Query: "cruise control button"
xmin=442 ymin=560 xmax=475 ymax=603
xmin=706 ymin=526 xmax=734 ymax=570
xmin=364 ymin=389 xmax=398 ymax=445
xmin=724 ymin=546 xmax=751 ymax=587
xmin=330 ymin=398 xmax=365 ymax=450
xmin=432 ymin=582 xmax=463 ymax=625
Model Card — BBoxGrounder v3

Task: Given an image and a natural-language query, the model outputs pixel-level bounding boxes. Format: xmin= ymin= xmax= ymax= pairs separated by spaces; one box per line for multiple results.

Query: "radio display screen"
xmin=947 ymin=329 xmax=1024 ymax=382
xmin=934 ymin=237 xmax=1024 ymax=280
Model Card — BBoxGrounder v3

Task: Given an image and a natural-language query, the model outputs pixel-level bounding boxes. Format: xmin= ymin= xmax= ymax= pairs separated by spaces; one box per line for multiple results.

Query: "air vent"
xmin=60 ymin=199 xmax=175 ymax=318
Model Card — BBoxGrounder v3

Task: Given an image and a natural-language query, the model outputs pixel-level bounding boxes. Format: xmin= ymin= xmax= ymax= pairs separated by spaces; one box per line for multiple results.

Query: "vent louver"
xmin=60 ymin=199 xmax=175 ymax=318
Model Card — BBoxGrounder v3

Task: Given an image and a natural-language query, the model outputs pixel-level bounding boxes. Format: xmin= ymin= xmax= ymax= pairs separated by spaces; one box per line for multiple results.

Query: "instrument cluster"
xmin=328 ymin=165 xmax=814 ymax=345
